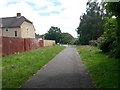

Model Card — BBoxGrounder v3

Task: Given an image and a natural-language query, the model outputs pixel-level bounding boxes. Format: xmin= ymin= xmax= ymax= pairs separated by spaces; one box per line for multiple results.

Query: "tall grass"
xmin=2 ymin=46 xmax=65 ymax=88
xmin=77 ymin=45 xmax=119 ymax=88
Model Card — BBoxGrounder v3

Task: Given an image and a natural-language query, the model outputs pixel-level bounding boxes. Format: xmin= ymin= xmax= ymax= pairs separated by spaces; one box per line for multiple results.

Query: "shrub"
xmin=89 ymin=40 xmax=98 ymax=46
xmin=99 ymin=36 xmax=120 ymax=58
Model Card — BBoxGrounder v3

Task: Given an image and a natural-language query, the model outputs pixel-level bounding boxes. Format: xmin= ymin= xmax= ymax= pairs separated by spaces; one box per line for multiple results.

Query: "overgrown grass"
xmin=2 ymin=46 xmax=65 ymax=88
xmin=77 ymin=45 xmax=119 ymax=88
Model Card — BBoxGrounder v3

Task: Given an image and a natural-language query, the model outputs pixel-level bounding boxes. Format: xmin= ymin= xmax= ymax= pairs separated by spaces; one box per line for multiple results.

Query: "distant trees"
xmin=60 ymin=33 xmax=74 ymax=44
xmin=45 ymin=26 xmax=74 ymax=44
xmin=77 ymin=0 xmax=105 ymax=45
xmin=45 ymin=26 xmax=62 ymax=43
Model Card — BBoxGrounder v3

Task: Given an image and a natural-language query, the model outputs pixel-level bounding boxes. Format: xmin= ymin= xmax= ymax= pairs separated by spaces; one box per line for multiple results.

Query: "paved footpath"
xmin=20 ymin=46 xmax=95 ymax=88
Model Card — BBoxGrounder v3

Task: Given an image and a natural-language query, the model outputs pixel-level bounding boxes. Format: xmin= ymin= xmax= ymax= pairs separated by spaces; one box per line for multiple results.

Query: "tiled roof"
xmin=1 ymin=16 xmax=32 ymax=28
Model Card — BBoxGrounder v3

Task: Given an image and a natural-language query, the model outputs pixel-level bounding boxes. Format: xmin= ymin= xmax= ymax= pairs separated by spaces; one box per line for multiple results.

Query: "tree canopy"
xmin=76 ymin=0 xmax=120 ymax=58
xmin=60 ymin=33 xmax=74 ymax=44
xmin=44 ymin=26 xmax=74 ymax=44
xmin=45 ymin=26 xmax=61 ymax=43
xmin=77 ymin=0 xmax=104 ymax=45
xmin=99 ymin=1 xmax=120 ymax=57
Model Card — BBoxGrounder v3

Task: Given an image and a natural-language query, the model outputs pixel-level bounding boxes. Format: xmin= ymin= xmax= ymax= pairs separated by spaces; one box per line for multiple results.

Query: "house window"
xmin=6 ymin=28 xmax=9 ymax=32
xmin=15 ymin=31 xmax=17 ymax=37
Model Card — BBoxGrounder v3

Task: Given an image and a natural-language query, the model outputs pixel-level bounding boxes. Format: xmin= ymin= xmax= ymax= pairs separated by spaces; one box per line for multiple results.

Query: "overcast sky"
xmin=0 ymin=0 xmax=90 ymax=38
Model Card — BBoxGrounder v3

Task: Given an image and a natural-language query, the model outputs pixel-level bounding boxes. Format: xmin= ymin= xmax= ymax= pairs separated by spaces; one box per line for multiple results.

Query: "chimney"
xmin=17 ymin=13 xmax=21 ymax=17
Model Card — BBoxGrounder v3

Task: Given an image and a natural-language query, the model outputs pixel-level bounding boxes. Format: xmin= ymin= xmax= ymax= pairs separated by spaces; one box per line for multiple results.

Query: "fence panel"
xmin=2 ymin=37 xmax=55 ymax=56
xmin=2 ymin=37 xmax=10 ymax=55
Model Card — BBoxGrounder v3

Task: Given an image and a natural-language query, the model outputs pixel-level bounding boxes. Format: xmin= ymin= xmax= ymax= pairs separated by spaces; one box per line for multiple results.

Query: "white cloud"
xmin=0 ymin=0 xmax=89 ymax=38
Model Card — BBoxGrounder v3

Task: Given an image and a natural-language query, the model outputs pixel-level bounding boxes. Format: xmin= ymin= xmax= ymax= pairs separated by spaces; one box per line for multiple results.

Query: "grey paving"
xmin=20 ymin=46 xmax=95 ymax=88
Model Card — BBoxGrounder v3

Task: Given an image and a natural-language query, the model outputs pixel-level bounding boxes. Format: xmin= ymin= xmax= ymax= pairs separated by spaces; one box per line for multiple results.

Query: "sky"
xmin=0 ymin=0 xmax=90 ymax=38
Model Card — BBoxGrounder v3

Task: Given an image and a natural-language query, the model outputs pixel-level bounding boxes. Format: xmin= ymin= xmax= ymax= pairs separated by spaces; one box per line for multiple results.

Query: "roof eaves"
xmin=2 ymin=26 xmax=20 ymax=28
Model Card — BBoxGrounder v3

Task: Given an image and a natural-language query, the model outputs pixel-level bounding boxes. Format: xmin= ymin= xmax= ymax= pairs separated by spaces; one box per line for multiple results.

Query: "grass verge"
xmin=77 ymin=45 xmax=119 ymax=88
xmin=2 ymin=46 xmax=65 ymax=88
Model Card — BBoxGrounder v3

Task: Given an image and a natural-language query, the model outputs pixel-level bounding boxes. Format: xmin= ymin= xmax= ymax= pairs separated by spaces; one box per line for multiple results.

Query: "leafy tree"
xmin=77 ymin=0 xmax=105 ymax=45
xmin=99 ymin=1 xmax=120 ymax=57
xmin=60 ymin=33 xmax=74 ymax=44
xmin=99 ymin=18 xmax=117 ymax=53
xmin=106 ymin=2 xmax=120 ymax=53
xmin=45 ymin=26 xmax=62 ymax=43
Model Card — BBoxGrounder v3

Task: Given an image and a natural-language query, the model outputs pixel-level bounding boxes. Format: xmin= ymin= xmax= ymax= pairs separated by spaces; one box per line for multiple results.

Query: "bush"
xmin=99 ymin=37 xmax=115 ymax=52
xmin=99 ymin=42 xmax=109 ymax=53
xmin=109 ymin=40 xmax=120 ymax=58
xmin=89 ymin=40 xmax=98 ymax=46
xmin=99 ymin=36 xmax=120 ymax=58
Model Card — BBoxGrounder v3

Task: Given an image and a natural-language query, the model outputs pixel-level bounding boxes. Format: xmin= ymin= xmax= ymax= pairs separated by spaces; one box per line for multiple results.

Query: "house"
xmin=0 ymin=13 xmax=35 ymax=38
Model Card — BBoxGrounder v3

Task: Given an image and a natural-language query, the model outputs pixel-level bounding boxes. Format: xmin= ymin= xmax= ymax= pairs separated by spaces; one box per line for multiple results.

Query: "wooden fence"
xmin=39 ymin=40 xmax=55 ymax=47
xmin=1 ymin=37 xmax=40 ymax=56
xmin=1 ymin=37 xmax=55 ymax=56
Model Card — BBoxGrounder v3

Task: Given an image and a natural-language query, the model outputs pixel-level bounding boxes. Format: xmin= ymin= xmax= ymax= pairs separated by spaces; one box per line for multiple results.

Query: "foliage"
xmin=60 ymin=33 xmax=74 ymax=44
xmin=73 ymin=38 xmax=80 ymax=45
xmin=77 ymin=46 xmax=119 ymax=88
xmin=99 ymin=2 xmax=120 ymax=58
xmin=99 ymin=18 xmax=117 ymax=53
xmin=45 ymin=26 xmax=62 ymax=43
xmin=2 ymin=46 xmax=65 ymax=88
xmin=89 ymin=40 xmax=98 ymax=46
xmin=77 ymin=0 xmax=104 ymax=45
xmin=106 ymin=2 xmax=120 ymax=18
xmin=45 ymin=26 xmax=75 ymax=44
xmin=77 ymin=0 xmax=120 ymax=57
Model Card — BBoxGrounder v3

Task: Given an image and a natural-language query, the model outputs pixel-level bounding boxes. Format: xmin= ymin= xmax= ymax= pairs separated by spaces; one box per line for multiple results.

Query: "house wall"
xmin=2 ymin=27 xmax=21 ymax=37
xmin=21 ymin=21 xmax=35 ymax=38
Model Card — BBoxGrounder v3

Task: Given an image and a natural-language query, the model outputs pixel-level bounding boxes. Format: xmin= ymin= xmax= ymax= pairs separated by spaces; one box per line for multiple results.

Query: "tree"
xmin=99 ymin=18 xmax=117 ymax=53
xmin=77 ymin=0 xmax=105 ymax=45
xmin=44 ymin=26 xmax=62 ymax=43
xmin=60 ymin=33 xmax=74 ymax=44
xmin=106 ymin=2 xmax=120 ymax=47
xmin=99 ymin=2 xmax=120 ymax=57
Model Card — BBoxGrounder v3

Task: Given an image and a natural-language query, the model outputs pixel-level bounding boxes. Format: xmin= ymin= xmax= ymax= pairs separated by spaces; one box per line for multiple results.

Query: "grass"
xmin=77 ymin=45 xmax=119 ymax=88
xmin=2 ymin=46 xmax=65 ymax=88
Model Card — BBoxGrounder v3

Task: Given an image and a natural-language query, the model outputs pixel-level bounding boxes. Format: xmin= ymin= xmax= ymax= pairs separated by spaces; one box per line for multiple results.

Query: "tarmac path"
xmin=21 ymin=46 xmax=95 ymax=88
